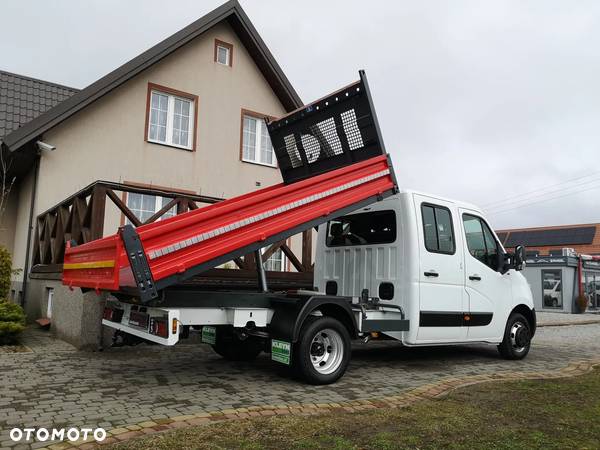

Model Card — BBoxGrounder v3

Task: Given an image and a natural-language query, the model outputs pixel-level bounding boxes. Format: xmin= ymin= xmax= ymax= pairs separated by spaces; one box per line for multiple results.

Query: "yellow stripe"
xmin=63 ymin=260 xmax=115 ymax=270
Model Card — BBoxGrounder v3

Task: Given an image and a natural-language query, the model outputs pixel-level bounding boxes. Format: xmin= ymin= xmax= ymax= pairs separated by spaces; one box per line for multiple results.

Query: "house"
xmin=497 ymin=223 xmax=600 ymax=257
xmin=0 ymin=70 xmax=79 ymax=253
xmin=0 ymin=0 xmax=314 ymax=348
xmin=497 ymin=223 xmax=600 ymax=313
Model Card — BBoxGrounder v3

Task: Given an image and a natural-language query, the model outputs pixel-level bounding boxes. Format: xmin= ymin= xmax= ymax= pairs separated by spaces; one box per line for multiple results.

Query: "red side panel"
xmin=62 ymin=235 xmax=123 ymax=291
xmin=62 ymin=154 xmax=395 ymax=293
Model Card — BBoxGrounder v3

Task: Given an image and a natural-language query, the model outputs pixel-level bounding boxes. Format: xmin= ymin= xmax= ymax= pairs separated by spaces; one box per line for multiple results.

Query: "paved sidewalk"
xmin=537 ymin=311 xmax=600 ymax=326
xmin=1 ymin=323 xmax=600 ymax=449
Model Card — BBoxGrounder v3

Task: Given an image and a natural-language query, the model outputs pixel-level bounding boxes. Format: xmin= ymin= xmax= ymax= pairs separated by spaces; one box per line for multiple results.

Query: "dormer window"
xmin=214 ymin=39 xmax=233 ymax=66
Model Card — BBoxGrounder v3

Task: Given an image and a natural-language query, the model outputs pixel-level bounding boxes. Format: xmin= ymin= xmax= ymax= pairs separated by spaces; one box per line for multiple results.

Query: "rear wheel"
xmin=211 ymin=328 xmax=263 ymax=361
xmin=293 ymin=316 xmax=351 ymax=385
xmin=498 ymin=312 xmax=532 ymax=360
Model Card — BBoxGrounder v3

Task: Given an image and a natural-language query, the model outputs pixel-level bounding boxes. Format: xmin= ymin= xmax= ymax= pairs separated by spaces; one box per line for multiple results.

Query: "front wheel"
xmin=293 ymin=316 xmax=351 ymax=385
xmin=498 ymin=312 xmax=532 ymax=360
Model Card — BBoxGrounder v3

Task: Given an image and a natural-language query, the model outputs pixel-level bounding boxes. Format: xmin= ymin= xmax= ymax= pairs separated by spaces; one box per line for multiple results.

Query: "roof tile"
xmin=0 ymin=69 xmax=78 ymax=140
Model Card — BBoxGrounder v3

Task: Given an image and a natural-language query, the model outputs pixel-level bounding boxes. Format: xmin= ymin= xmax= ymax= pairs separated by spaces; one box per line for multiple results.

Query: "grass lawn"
xmin=108 ymin=367 xmax=600 ymax=450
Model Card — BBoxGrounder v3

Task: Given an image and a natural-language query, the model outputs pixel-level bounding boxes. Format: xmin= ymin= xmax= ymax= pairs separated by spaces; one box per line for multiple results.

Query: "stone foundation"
xmin=26 ymin=277 xmax=108 ymax=350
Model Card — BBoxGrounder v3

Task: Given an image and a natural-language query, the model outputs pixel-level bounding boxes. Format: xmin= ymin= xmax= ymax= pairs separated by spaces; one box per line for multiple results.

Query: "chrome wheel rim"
xmin=310 ymin=328 xmax=344 ymax=375
xmin=509 ymin=321 xmax=530 ymax=353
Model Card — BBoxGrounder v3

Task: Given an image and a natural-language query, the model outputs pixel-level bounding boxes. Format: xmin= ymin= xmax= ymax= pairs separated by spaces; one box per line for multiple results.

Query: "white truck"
xmin=65 ymin=72 xmax=535 ymax=385
xmin=100 ymin=190 xmax=534 ymax=384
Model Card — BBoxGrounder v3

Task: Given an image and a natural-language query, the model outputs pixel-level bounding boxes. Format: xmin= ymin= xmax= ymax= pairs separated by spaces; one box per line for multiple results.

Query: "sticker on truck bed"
xmin=202 ymin=326 xmax=216 ymax=345
xmin=271 ymin=339 xmax=291 ymax=365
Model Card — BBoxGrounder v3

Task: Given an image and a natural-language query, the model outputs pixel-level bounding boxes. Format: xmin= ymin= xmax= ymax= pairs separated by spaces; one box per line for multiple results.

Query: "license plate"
xmin=128 ymin=311 xmax=149 ymax=328
xmin=202 ymin=326 xmax=216 ymax=345
xmin=271 ymin=339 xmax=291 ymax=365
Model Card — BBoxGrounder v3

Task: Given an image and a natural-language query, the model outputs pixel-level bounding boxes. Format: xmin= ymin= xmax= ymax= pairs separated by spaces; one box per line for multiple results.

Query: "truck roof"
xmin=400 ymin=189 xmax=483 ymax=213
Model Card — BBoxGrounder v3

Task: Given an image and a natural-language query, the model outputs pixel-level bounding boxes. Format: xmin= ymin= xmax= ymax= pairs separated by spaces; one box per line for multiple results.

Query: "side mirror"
xmin=513 ymin=245 xmax=525 ymax=271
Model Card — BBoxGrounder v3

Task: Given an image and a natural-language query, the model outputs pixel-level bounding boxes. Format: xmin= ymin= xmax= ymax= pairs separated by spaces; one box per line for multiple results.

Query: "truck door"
xmin=459 ymin=211 xmax=510 ymax=342
xmin=414 ymin=195 xmax=467 ymax=342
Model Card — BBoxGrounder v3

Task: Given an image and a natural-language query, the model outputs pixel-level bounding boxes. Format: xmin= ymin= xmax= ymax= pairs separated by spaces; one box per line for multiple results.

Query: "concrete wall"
xmin=27 ymin=278 xmax=108 ymax=349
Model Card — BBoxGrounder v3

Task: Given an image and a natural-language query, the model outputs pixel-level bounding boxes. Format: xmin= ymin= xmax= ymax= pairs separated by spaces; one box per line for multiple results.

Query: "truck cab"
xmin=316 ymin=190 xmax=536 ymax=350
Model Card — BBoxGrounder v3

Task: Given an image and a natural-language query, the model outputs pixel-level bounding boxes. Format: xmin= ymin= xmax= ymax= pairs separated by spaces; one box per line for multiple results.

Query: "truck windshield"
xmin=326 ymin=210 xmax=396 ymax=247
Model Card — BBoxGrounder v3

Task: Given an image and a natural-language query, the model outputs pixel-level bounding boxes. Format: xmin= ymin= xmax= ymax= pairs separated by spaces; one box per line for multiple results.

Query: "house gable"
xmin=2 ymin=0 xmax=301 ymax=180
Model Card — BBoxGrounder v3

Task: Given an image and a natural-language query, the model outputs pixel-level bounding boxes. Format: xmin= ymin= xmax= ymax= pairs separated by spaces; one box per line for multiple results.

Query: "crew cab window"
xmin=421 ymin=204 xmax=455 ymax=254
xmin=326 ymin=210 xmax=396 ymax=247
xmin=463 ymin=214 xmax=500 ymax=271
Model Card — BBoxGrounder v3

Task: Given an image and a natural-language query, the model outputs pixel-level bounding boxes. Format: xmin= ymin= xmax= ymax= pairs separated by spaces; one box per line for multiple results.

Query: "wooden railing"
xmin=30 ymin=180 xmax=313 ymax=275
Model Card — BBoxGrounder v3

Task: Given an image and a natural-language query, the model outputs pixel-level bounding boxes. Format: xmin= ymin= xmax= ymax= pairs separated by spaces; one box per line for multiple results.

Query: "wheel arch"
xmin=511 ymin=304 xmax=537 ymax=337
xmin=269 ymin=296 xmax=358 ymax=343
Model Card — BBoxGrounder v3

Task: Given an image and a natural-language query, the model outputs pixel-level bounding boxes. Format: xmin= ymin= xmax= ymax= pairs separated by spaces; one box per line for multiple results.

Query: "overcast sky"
xmin=2 ymin=0 xmax=600 ymax=230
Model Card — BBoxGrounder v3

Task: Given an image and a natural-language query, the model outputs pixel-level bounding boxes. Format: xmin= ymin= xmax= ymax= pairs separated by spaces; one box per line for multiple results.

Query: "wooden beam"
xmin=106 ymin=189 xmax=142 ymax=227
xmin=261 ymin=241 xmax=284 ymax=262
xmin=301 ymin=230 xmax=312 ymax=271
xmin=280 ymin=243 xmax=304 ymax=272
xmin=89 ymin=185 xmax=107 ymax=240
xmin=233 ymin=257 xmax=247 ymax=269
xmin=176 ymin=198 xmax=189 ymax=215
xmin=144 ymin=197 xmax=179 ymax=224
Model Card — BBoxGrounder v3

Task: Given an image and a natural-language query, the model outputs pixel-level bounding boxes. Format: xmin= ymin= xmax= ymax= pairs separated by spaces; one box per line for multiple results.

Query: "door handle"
xmin=424 ymin=271 xmax=439 ymax=278
xmin=469 ymin=274 xmax=482 ymax=281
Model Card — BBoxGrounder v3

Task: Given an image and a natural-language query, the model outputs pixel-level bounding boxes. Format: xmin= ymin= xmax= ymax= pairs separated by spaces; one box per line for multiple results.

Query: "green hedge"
xmin=0 ymin=245 xmax=12 ymax=299
xmin=0 ymin=300 xmax=26 ymax=345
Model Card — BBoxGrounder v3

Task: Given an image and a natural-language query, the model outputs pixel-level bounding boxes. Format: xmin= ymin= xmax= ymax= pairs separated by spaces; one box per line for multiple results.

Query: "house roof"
xmin=497 ymin=223 xmax=600 ymax=255
xmin=0 ymin=70 xmax=78 ymax=141
xmin=2 ymin=0 xmax=302 ymax=155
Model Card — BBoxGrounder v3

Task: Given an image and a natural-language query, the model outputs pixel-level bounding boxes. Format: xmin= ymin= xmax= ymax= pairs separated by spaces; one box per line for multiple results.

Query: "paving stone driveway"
xmin=1 ymin=321 xmax=600 ymax=448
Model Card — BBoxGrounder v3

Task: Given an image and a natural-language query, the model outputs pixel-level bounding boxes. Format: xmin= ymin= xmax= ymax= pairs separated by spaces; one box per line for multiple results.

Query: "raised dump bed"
xmin=63 ymin=71 xmax=398 ymax=302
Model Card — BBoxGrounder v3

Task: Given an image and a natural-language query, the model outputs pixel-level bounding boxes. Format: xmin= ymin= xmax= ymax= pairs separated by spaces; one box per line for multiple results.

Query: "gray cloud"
xmin=2 ymin=0 xmax=599 ymax=229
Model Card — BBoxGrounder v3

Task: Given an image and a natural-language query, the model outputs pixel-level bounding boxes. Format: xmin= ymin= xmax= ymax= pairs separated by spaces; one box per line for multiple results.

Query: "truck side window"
xmin=421 ymin=204 xmax=455 ymax=254
xmin=326 ymin=210 xmax=396 ymax=247
xmin=463 ymin=214 xmax=500 ymax=271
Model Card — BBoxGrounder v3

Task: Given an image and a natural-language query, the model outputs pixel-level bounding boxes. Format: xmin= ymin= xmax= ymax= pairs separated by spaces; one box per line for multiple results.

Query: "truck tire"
xmin=293 ymin=316 xmax=351 ymax=385
xmin=212 ymin=329 xmax=263 ymax=361
xmin=497 ymin=312 xmax=532 ymax=360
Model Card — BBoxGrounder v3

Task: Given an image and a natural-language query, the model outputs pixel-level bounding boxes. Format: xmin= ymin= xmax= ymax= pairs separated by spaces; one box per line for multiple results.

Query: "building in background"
xmin=0 ymin=1 xmax=316 ymax=348
xmin=496 ymin=223 xmax=600 ymax=313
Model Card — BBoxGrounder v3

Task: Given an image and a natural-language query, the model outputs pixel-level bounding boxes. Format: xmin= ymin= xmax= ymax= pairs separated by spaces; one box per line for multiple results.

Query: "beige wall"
xmin=38 ymin=22 xmax=286 ymax=212
xmin=11 ymin=170 xmax=34 ymax=278
xmin=0 ymin=180 xmax=19 ymax=255
xmin=11 ymin=21 xmax=306 ymax=274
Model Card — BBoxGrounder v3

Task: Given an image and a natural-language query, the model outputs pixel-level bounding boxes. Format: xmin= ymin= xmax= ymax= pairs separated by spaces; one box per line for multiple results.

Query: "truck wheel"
xmin=293 ymin=316 xmax=351 ymax=385
xmin=212 ymin=329 xmax=262 ymax=361
xmin=497 ymin=313 xmax=532 ymax=360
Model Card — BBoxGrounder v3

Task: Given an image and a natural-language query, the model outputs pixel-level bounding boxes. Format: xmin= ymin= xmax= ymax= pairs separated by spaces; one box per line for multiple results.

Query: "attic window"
xmin=214 ymin=39 xmax=233 ymax=66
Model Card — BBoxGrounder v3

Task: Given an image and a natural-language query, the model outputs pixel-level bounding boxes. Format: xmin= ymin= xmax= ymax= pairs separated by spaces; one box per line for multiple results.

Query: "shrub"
xmin=0 ymin=246 xmax=12 ymax=299
xmin=0 ymin=300 xmax=26 ymax=345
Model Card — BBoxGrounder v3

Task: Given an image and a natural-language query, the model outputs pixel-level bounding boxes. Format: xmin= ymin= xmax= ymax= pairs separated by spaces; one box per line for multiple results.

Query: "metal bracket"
xmin=119 ymin=224 xmax=158 ymax=303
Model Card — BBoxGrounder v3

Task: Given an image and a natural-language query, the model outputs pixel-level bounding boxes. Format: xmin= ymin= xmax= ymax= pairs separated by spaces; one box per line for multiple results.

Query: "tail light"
xmin=149 ymin=318 xmax=168 ymax=338
xmin=103 ymin=306 xmax=123 ymax=322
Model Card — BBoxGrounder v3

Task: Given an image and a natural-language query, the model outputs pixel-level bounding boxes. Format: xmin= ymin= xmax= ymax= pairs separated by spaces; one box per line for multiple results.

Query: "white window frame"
xmin=262 ymin=247 xmax=287 ymax=272
xmin=147 ymin=90 xmax=195 ymax=150
xmin=125 ymin=193 xmax=177 ymax=225
xmin=216 ymin=45 xmax=230 ymax=66
xmin=242 ymin=114 xmax=276 ymax=167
